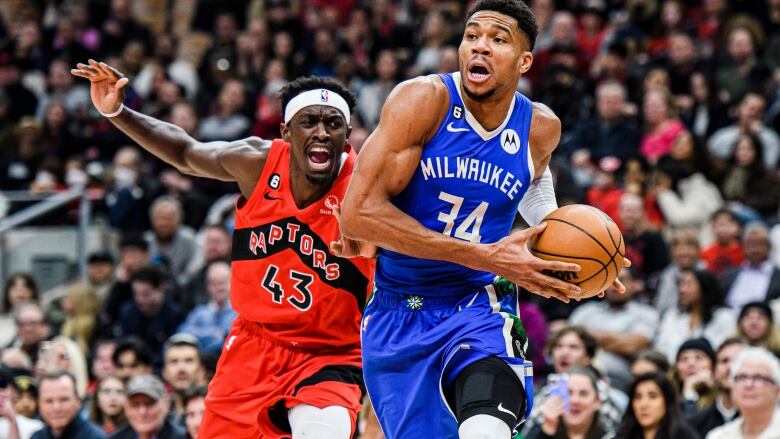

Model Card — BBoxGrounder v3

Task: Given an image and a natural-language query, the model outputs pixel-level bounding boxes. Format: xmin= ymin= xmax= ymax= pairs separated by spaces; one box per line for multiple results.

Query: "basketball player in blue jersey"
xmin=337 ymin=0 xmax=628 ymax=438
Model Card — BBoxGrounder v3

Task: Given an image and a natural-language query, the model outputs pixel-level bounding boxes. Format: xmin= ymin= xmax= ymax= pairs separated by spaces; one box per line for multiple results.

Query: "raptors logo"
xmin=500 ymin=129 xmax=520 ymax=154
xmin=322 ymin=194 xmax=339 ymax=214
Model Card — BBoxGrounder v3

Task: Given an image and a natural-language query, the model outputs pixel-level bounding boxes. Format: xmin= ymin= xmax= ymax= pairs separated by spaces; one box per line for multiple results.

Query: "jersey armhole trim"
xmin=423 ymin=75 xmax=455 ymax=148
xmin=236 ymin=140 xmax=284 ymax=216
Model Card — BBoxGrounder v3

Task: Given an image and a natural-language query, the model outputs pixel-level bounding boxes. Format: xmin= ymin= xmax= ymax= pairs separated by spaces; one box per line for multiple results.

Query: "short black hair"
xmin=129 ymin=265 xmax=167 ymax=289
xmin=466 ymin=0 xmax=538 ymax=50
xmin=181 ymin=385 xmax=208 ymax=409
xmin=120 ymin=233 xmax=149 ymax=252
xmin=278 ymin=76 xmax=357 ymax=120
xmin=547 ymin=325 xmax=598 ymax=359
xmin=112 ymin=336 xmax=152 ymax=367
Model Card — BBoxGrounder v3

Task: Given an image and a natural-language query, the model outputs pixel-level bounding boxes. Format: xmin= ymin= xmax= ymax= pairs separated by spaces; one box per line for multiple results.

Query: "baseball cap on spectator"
xmin=677 ymin=338 xmax=716 ymax=365
xmin=88 ymin=251 xmax=115 ymax=265
xmin=126 ymin=374 xmax=166 ymax=400
xmin=164 ymin=333 xmax=200 ymax=352
xmin=739 ymin=301 xmax=773 ymax=323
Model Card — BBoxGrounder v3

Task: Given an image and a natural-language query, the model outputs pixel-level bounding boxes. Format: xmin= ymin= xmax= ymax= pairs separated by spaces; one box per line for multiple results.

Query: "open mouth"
xmin=467 ymin=63 xmax=491 ymax=83
xmin=307 ymin=144 xmax=333 ymax=171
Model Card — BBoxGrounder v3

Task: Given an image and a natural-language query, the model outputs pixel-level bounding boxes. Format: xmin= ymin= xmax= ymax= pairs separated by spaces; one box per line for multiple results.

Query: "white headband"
xmin=284 ymin=89 xmax=351 ymax=125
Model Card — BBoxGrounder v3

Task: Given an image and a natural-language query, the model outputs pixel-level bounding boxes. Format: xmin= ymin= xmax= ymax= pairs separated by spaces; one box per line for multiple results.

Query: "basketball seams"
xmin=544 ymin=218 xmax=613 ymax=260
xmin=530 ymin=248 xmax=607 ymax=288
xmin=599 ymin=221 xmax=623 ymax=278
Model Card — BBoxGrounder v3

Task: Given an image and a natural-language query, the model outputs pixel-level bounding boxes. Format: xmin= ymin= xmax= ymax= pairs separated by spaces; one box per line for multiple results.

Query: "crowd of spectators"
xmin=3 ymin=0 xmax=780 ymax=438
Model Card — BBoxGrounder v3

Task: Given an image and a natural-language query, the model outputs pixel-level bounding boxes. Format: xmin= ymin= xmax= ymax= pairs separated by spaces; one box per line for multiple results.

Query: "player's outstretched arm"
xmin=71 ymin=60 xmax=266 ymax=198
xmin=341 ymin=78 xmax=580 ymax=301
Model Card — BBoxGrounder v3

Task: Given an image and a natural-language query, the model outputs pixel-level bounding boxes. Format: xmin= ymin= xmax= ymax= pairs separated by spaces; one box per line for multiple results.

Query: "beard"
xmin=463 ymin=84 xmax=497 ymax=101
xmin=306 ymin=172 xmax=335 ymax=185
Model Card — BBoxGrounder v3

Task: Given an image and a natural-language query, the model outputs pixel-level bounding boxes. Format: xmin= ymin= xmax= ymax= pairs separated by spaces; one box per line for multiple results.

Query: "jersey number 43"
xmin=261 ymin=265 xmax=313 ymax=311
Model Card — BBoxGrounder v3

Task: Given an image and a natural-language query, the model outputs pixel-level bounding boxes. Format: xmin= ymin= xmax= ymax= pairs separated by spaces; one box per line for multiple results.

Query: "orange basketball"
xmin=529 ymin=204 xmax=625 ymax=298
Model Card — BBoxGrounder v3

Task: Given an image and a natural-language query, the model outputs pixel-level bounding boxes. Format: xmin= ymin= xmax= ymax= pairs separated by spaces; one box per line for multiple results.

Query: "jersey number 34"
xmin=437 ymin=191 xmax=488 ymax=243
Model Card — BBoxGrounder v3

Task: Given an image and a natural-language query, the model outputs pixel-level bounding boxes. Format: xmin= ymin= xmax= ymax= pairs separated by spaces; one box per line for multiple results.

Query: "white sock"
xmin=458 ymin=414 xmax=512 ymax=439
xmin=288 ymin=404 xmax=351 ymax=439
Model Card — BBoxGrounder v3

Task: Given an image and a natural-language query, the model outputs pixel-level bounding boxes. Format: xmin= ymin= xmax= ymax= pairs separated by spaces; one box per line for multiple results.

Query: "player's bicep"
xmin=182 ymin=137 xmax=267 ymax=183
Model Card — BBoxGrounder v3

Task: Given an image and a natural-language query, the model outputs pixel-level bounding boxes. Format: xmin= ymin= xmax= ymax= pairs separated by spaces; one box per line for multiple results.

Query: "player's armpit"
xmin=527 ymin=102 xmax=561 ymax=181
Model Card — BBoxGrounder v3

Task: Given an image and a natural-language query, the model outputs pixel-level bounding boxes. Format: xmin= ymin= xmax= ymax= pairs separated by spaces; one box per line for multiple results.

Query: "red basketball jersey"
xmin=230 ymin=140 xmax=375 ymax=351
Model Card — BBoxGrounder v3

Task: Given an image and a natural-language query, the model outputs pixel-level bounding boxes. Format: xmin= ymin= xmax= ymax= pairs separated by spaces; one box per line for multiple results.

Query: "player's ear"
xmin=517 ymin=51 xmax=533 ymax=75
xmin=346 ymin=125 xmax=352 ymax=140
xmin=280 ymin=122 xmax=291 ymax=142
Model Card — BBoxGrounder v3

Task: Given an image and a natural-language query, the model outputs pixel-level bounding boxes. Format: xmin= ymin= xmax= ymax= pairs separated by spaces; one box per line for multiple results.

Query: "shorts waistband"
xmin=370 ymin=286 xmax=494 ymax=311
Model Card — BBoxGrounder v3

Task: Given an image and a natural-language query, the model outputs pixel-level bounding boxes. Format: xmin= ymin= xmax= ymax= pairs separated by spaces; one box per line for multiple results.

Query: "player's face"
xmin=458 ymin=11 xmax=532 ymax=102
xmin=282 ymin=105 xmax=351 ymax=186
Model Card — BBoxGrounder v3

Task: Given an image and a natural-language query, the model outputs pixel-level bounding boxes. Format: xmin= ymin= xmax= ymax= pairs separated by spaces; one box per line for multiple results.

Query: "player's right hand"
xmin=71 ymin=59 xmax=129 ymax=116
xmin=487 ymin=223 xmax=581 ymax=303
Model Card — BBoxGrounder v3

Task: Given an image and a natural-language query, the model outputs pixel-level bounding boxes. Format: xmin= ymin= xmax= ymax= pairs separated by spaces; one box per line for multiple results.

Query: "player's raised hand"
xmin=329 ymin=205 xmax=378 ymax=259
xmin=487 ymin=222 xmax=581 ymax=303
xmin=70 ymin=59 xmax=129 ymax=115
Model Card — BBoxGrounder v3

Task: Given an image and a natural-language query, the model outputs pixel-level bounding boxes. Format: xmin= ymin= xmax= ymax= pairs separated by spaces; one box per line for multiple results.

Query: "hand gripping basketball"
xmin=487 ymin=223 xmax=582 ymax=303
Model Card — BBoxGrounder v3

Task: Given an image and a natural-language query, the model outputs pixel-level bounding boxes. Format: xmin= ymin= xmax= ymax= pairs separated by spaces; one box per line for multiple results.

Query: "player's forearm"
xmin=341 ymin=198 xmax=492 ymax=271
xmin=109 ymin=107 xmax=199 ymax=173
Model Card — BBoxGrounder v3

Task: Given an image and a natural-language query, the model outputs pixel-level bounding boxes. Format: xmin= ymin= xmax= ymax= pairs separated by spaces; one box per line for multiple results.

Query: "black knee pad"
xmin=447 ymin=356 xmax=526 ymax=430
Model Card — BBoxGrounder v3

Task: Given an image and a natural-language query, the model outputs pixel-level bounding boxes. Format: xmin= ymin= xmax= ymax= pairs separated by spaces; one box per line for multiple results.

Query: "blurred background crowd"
xmin=2 ymin=0 xmax=780 ymax=438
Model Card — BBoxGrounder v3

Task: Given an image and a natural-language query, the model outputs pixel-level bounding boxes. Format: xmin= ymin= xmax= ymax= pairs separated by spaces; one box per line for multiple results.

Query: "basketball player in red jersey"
xmin=72 ymin=61 xmax=375 ymax=438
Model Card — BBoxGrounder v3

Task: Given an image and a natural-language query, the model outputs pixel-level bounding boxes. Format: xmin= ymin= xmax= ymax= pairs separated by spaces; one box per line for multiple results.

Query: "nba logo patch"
xmin=500 ymin=129 xmax=520 ymax=154
xmin=321 ymin=89 xmax=329 ymax=102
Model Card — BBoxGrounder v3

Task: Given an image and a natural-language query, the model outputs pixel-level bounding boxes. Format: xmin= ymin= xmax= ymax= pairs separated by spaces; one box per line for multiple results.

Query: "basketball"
xmin=529 ymin=204 xmax=625 ymax=298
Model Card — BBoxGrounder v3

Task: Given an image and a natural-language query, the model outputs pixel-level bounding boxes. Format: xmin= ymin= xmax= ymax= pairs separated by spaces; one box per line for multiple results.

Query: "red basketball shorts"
xmin=199 ymin=317 xmax=364 ymax=438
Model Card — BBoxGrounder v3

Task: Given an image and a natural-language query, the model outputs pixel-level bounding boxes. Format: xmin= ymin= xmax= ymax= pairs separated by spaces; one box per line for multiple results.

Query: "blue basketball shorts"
xmin=360 ymin=282 xmax=534 ymax=438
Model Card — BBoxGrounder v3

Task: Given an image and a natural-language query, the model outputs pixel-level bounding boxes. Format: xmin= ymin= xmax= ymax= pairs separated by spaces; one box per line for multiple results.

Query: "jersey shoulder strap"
xmin=237 ymin=139 xmax=288 ymax=214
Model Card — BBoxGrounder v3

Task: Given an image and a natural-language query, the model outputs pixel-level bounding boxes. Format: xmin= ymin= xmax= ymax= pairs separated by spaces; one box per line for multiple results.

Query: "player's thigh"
xmin=199 ymin=404 xmax=262 ymax=438
xmin=448 ymin=356 xmax=526 ymax=433
xmin=288 ymin=404 xmax=352 ymax=439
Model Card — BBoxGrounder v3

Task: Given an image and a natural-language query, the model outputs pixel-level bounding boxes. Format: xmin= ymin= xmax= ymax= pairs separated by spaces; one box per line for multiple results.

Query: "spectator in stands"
xmin=680 ymin=72 xmax=730 ymax=141
xmin=700 ymin=209 xmax=744 ymax=278
xmin=180 ymin=225 xmax=232 ymax=311
xmin=616 ymin=372 xmax=700 ymax=439
xmin=60 ymin=283 xmax=99 ymax=353
xmin=569 ymin=268 xmax=659 ymax=391
xmin=100 ymin=0 xmax=152 ymax=55
xmin=177 ymin=260 xmax=236 ymax=355
xmin=144 ymin=196 xmax=198 ymax=282
xmin=1 ymin=347 xmax=32 ymax=372
xmin=630 ymin=350 xmax=672 ymax=378
xmin=89 ymin=340 xmax=117 ymax=393
xmin=111 ymin=374 xmax=186 ymax=439
xmin=674 ymin=338 xmax=718 ymax=416
xmin=706 ymin=348 xmax=780 ymax=439
xmin=720 ymin=134 xmax=780 ymax=219
xmin=714 ymin=24 xmax=771 ymax=108
xmin=161 ymin=334 xmax=205 ymax=407
xmin=0 ymin=366 xmax=43 ymax=439
xmin=523 ymin=327 xmax=626 ymax=436
xmin=36 ymin=59 xmax=90 ymax=121
xmin=1 ymin=274 xmax=39 ymax=348
xmin=619 ymin=193 xmax=670 ymax=279
xmin=564 ymin=81 xmax=640 ymax=162
xmin=104 ymin=147 xmax=156 ymax=230
xmin=111 ymin=338 xmax=152 ymax=382
xmin=525 ymin=366 xmax=612 ymax=439
xmin=11 ymin=375 xmax=38 ymax=420
xmin=9 ymin=303 xmax=50 ymax=365
xmin=737 ymin=302 xmax=780 ymax=356
xmin=157 ymin=169 xmax=210 ymax=232
xmin=197 ymin=80 xmax=250 ymax=142
xmin=89 ymin=375 xmax=126 ymax=435
xmin=182 ymin=387 xmax=206 ymax=439
xmin=32 ymin=371 xmax=104 ymax=439
xmin=708 ymin=92 xmax=779 ymax=169
xmin=356 ymin=50 xmax=400 ymax=130
xmin=640 ymin=88 xmax=686 ymax=164
xmin=656 ymin=227 xmax=702 ymax=314
xmin=656 ymin=269 xmax=735 ymax=360
xmin=87 ymin=252 xmax=116 ymax=302
xmin=722 ymin=223 xmax=780 ymax=310
xmin=117 ymin=266 xmax=184 ymax=369
xmin=689 ymin=338 xmax=745 ymax=436
xmin=36 ymin=336 xmax=88 ymax=398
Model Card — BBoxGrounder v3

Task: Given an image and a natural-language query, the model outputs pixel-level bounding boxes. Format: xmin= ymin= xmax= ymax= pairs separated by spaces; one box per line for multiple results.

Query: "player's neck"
xmin=461 ymin=91 xmax=515 ymax=132
xmin=289 ymin=169 xmax=333 ymax=209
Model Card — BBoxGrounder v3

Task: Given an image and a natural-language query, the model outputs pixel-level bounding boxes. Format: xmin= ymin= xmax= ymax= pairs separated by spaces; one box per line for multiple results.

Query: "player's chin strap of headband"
xmin=284 ymin=89 xmax=351 ymax=125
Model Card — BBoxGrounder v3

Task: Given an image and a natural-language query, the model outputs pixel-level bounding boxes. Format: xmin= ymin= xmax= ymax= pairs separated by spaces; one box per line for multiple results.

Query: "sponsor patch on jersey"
xmin=500 ymin=129 xmax=520 ymax=154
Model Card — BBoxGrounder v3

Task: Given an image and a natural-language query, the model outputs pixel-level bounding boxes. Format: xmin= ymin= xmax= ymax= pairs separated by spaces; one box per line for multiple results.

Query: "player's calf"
xmin=449 ymin=357 xmax=526 ymax=439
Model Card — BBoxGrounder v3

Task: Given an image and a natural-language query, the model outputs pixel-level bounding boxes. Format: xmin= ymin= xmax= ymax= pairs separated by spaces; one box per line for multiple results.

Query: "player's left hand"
xmin=595 ymin=258 xmax=631 ymax=298
xmin=330 ymin=205 xmax=378 ymax=258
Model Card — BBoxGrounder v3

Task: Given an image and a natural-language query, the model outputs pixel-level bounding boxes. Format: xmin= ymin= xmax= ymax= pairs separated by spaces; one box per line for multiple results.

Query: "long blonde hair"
xmin=61 ymin=283 xmax=100 ymax=352
xmin=49 ymin=336 xmax=89 ymax=398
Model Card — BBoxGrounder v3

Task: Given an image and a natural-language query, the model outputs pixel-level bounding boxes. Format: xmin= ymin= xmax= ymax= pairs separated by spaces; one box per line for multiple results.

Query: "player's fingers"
xmin=332 ymin=205 xmax=342 ymax=223
xmin=70 ymin=69 xmax=91 ymax=79
xmin=75 ymin=63 xmax=100 ymax=76
xmin=596 ymin=290 xmax=606 ymax=298
xmin=87 ymin=59 xmax=105 ymax=75
xmin=622 ymin=257 xmax=632 ymax=268
xmin=115 ymin=77 xmax=129 ymax=90
xmin=520 ymin=222 xmax=547 ymax=239
xmin=531 ymin=283 xmax=571 ymax=303
xmin=101 ymin=62 xmax=126 ymax=80
xmin=535 ymin=259 xmax=581 ymax=273
xmin=536 ymin=273 xmax=580 ymax=295
xmin=612 ymin=278 xmax=626 ymax=294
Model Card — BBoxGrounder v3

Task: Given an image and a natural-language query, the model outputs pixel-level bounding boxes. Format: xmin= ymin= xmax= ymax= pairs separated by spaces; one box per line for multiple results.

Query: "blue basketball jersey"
xmin=375 ymin=72 xmax=535 ymax=297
